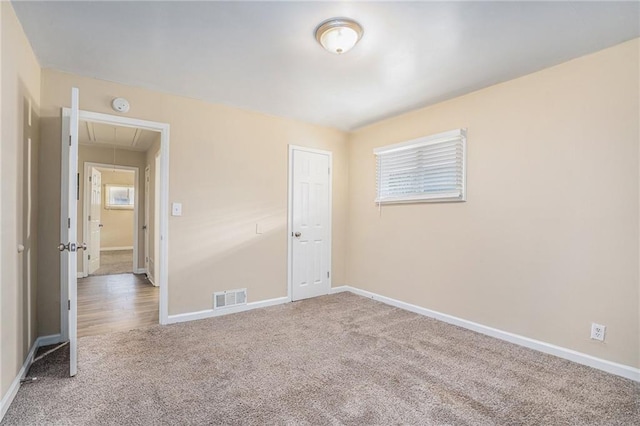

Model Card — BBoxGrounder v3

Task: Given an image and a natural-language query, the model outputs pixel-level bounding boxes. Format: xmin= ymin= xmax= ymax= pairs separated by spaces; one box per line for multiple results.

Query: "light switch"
xmin=256 ymin=223 xmax=263 ymax=234
xmin=172 ymin=202 xmax=182 ymax=216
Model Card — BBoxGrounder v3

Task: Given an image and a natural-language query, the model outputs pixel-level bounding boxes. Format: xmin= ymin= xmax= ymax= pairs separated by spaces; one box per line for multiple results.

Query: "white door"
xmin=290 ymin=148 xmax=331 ymax=301
xmin=144 ymin=165 xmax=150 ymax=274
xmin=88 ymin=167 xmax=101 ymax=274
xmin=61 ymin=87 xmax=79 ymax=377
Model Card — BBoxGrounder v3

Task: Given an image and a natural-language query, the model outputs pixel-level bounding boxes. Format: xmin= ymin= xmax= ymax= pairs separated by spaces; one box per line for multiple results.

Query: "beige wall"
xmin=38 ymin=68 xmax=349 ymax=332
xmin=1 ymin=2 xmax=41 ymax=400
xmin=347 ymin=39 xmax=640 ymax=368
xmin=96 ymin=168 xmax=135 ymax=249
xmin=76 ymin=146 xmax=146 ymax=275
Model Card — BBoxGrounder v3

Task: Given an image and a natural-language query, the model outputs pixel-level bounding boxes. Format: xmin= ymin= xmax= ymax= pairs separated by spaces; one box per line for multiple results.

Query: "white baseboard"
xmin=77 ymin=272 xmax=87 ymax=278
xmin=147 ymin=274 xmax=157 ymax=287
xmin=166 ymin=296 xmax=290 ymax=324
xmin=36 ymin=334 xmax=63 ymax=347
xmin=330 ymin=286 xmax=350 ymax=294
xmin=333 ymin=285 xmax=640 ymax=382
xmin=0 ymin=334 xmax=63 ymax=421
xmin=134 ymin=268 xmax=146 ymax=274
xmin=100 ymin=246 xmax=133 ymax=251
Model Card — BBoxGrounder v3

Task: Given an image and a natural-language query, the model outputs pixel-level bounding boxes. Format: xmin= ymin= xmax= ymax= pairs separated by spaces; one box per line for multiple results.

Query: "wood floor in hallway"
xmin=78 ymin=273 xmax=159 ymax=338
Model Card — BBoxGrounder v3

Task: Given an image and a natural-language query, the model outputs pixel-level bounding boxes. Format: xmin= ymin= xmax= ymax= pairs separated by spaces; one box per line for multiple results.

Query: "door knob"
xmin=294 ymin=232 xmax=302 ymax=238
xmin=98 ymin=224 xmax=104 ymax=228
xmin=77 ymin=243 xmax=87 ymax=251
xmin=58 ymin=243 xmax=77 ymax=252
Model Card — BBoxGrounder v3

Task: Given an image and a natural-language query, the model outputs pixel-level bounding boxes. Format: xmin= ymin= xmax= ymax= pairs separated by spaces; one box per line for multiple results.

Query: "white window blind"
xmin=374 ymin=129 xmax=466 ymax=204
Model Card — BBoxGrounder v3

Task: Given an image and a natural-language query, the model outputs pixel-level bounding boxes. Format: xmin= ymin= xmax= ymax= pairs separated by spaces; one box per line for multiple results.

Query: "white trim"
xmin=287 ymin=145 xmax=333 ymax=302
xmin=373 ymin=128 xmax=465 ymax=154
xmin=0 ymin=334 xmax=62 ymax=421
xmin=100 ymin=246 xmax=134 ymax=252
xmin=153 ymin=152 xmax=161 ymax=290
xmin=61 ymin=109 xmax=170 ymax=336
xmin=0 ymin=342 xmax=38 ymax=420
xmin=336 ymin=285 xmax=640 ymax=382
xmin=37 ymin=333 xmax=64 ymax=347
xmin=134 ymin=268 xmax=146 ymax=274
xmin=147 ymin=275 xmax=157 ymax=286
xmin=144 ymin=164 xmax=151 ymax=276
xmin=82 ymin=162 xmax=139 ymax=277
xmin=166 ymin=296 xmax=289 ymax=324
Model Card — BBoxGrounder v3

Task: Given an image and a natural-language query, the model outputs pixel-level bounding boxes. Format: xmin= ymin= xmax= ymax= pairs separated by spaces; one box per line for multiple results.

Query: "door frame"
xmin=81 ymin=162 xmax=140 ymax=278
xmin=153 ymin=152 xmax=161 ymax=284
xmin=144 ymin=165 xmax=150 ymax=278
xmin=60 ymin=109 xmax=171 ymax=340
xmin=286 ymin=145 xmax=333 ymax=302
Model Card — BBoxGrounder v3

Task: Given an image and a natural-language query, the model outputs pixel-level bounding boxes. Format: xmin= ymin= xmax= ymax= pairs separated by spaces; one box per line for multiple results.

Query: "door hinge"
xmin=88 ymin=254 xmax=91 ymax=260
xmin=328 ymin=167 xmax=331 ymax=175
xmin=327 ymin=271 xmax=330 ymax=278
xmin=69 ymin=135 xmax=72 ymax=146
xmin=68 ymin=218 xmax=71 ymax=229
xmin=88 ymin=215 xmax=91 ymax=221
xmin=68 ymin=300 xmax=71 ymax=311
xmin=89 ymin=176 xmax=92 ymax=182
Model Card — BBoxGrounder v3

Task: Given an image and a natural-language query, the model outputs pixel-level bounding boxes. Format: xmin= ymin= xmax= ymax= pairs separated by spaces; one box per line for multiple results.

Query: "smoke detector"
xmin=111 ymin=97 xmax=130 ymax=113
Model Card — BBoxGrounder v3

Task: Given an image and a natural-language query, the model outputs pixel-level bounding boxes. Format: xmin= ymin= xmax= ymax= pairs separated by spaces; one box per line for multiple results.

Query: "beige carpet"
xmin=92 ymin=250 xmax=133 ymax=276
xmin=3 ymin=293 xmax=638 ymax=425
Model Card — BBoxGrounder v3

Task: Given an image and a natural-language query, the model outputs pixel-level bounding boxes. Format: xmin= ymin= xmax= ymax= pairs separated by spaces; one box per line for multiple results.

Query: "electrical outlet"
xmin=590 ymin=323 xmax=606 ymax=341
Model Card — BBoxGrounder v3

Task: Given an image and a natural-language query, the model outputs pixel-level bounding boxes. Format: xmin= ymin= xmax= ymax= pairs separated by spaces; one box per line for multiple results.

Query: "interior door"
xmin=61 ymin=87 xmax=79 ymax=376
xmin=291 ymin=149 xmax=331 ymax=301
xmin=144 ymin=165 xmax=150 ymax=274
xmin=88 ymin=167 xmax=102 ymax=274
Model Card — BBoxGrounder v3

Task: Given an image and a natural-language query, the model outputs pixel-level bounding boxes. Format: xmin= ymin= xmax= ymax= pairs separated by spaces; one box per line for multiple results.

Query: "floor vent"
xmin=214 ymin=288 xmax=247 ymax=309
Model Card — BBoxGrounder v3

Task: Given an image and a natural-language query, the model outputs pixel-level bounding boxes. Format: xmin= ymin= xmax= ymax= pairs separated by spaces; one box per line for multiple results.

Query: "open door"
xmin=60 ymin=87 xmax=79 ymax=376
xmin=88 ymin=167 xmax=102 ymax=274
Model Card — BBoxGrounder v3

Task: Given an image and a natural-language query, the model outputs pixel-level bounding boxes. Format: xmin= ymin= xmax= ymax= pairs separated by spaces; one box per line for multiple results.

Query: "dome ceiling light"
xmin=315 ymin=18 xmax=363 ymax=55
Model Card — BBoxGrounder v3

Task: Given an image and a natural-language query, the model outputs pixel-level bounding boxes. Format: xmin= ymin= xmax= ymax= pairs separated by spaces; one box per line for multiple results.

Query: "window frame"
xmin=373 ymin=128 xmax=467 ymax=205
xmin=104 ymin=184 xmax=135 ymax=210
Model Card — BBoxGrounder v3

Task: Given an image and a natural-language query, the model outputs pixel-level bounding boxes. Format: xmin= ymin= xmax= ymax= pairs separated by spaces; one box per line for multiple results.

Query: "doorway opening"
xmin=60 ymin=109 xmax=169 ymax=360
xmin=75 ymin=120 xmax=162 ymax=337
xmin=83 ymin=164 xmax=137 ymax=277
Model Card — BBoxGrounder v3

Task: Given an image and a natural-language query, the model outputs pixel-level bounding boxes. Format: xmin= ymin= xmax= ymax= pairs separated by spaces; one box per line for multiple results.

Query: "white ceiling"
xmin=13 ymin=1 xmax=639 ymax=131
xmin=79 ymin=120 xmax=159 ymax=152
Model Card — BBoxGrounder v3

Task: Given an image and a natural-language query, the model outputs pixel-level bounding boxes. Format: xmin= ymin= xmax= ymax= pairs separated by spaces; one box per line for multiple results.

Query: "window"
xmin=374 ymin=129 xmax=466 ymax=204
xmin=105 ymin=185 xmax=134 ymax=209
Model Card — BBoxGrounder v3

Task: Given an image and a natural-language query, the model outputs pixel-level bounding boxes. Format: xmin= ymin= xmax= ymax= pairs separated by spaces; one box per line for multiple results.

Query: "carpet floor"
xmin=3 ymin=293 xmax=638 ymax=425
xmin=92 ymin=250 xmax=133 ymax=276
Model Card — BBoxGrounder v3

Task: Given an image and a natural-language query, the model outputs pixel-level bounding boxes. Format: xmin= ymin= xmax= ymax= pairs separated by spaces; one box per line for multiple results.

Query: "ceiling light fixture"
xmin=315 ymin=18 xmax=363 ymax=55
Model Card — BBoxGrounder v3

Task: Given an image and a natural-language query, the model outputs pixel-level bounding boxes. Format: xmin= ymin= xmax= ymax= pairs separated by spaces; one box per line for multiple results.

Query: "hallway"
xmin=92 ymin=250 xmax=134 ymax=276
xmin=78 ymin=273 xmax=158 ymax=337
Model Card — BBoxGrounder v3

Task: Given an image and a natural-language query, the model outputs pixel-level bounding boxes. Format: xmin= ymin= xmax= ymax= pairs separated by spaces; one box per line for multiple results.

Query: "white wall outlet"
xmin=171 ymin=202 xmax=182 ymax=216
xmin=255 ymin=223 xmax=263 ymax=234
xmin=590 ymin=323 xmax=606 ymax=341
